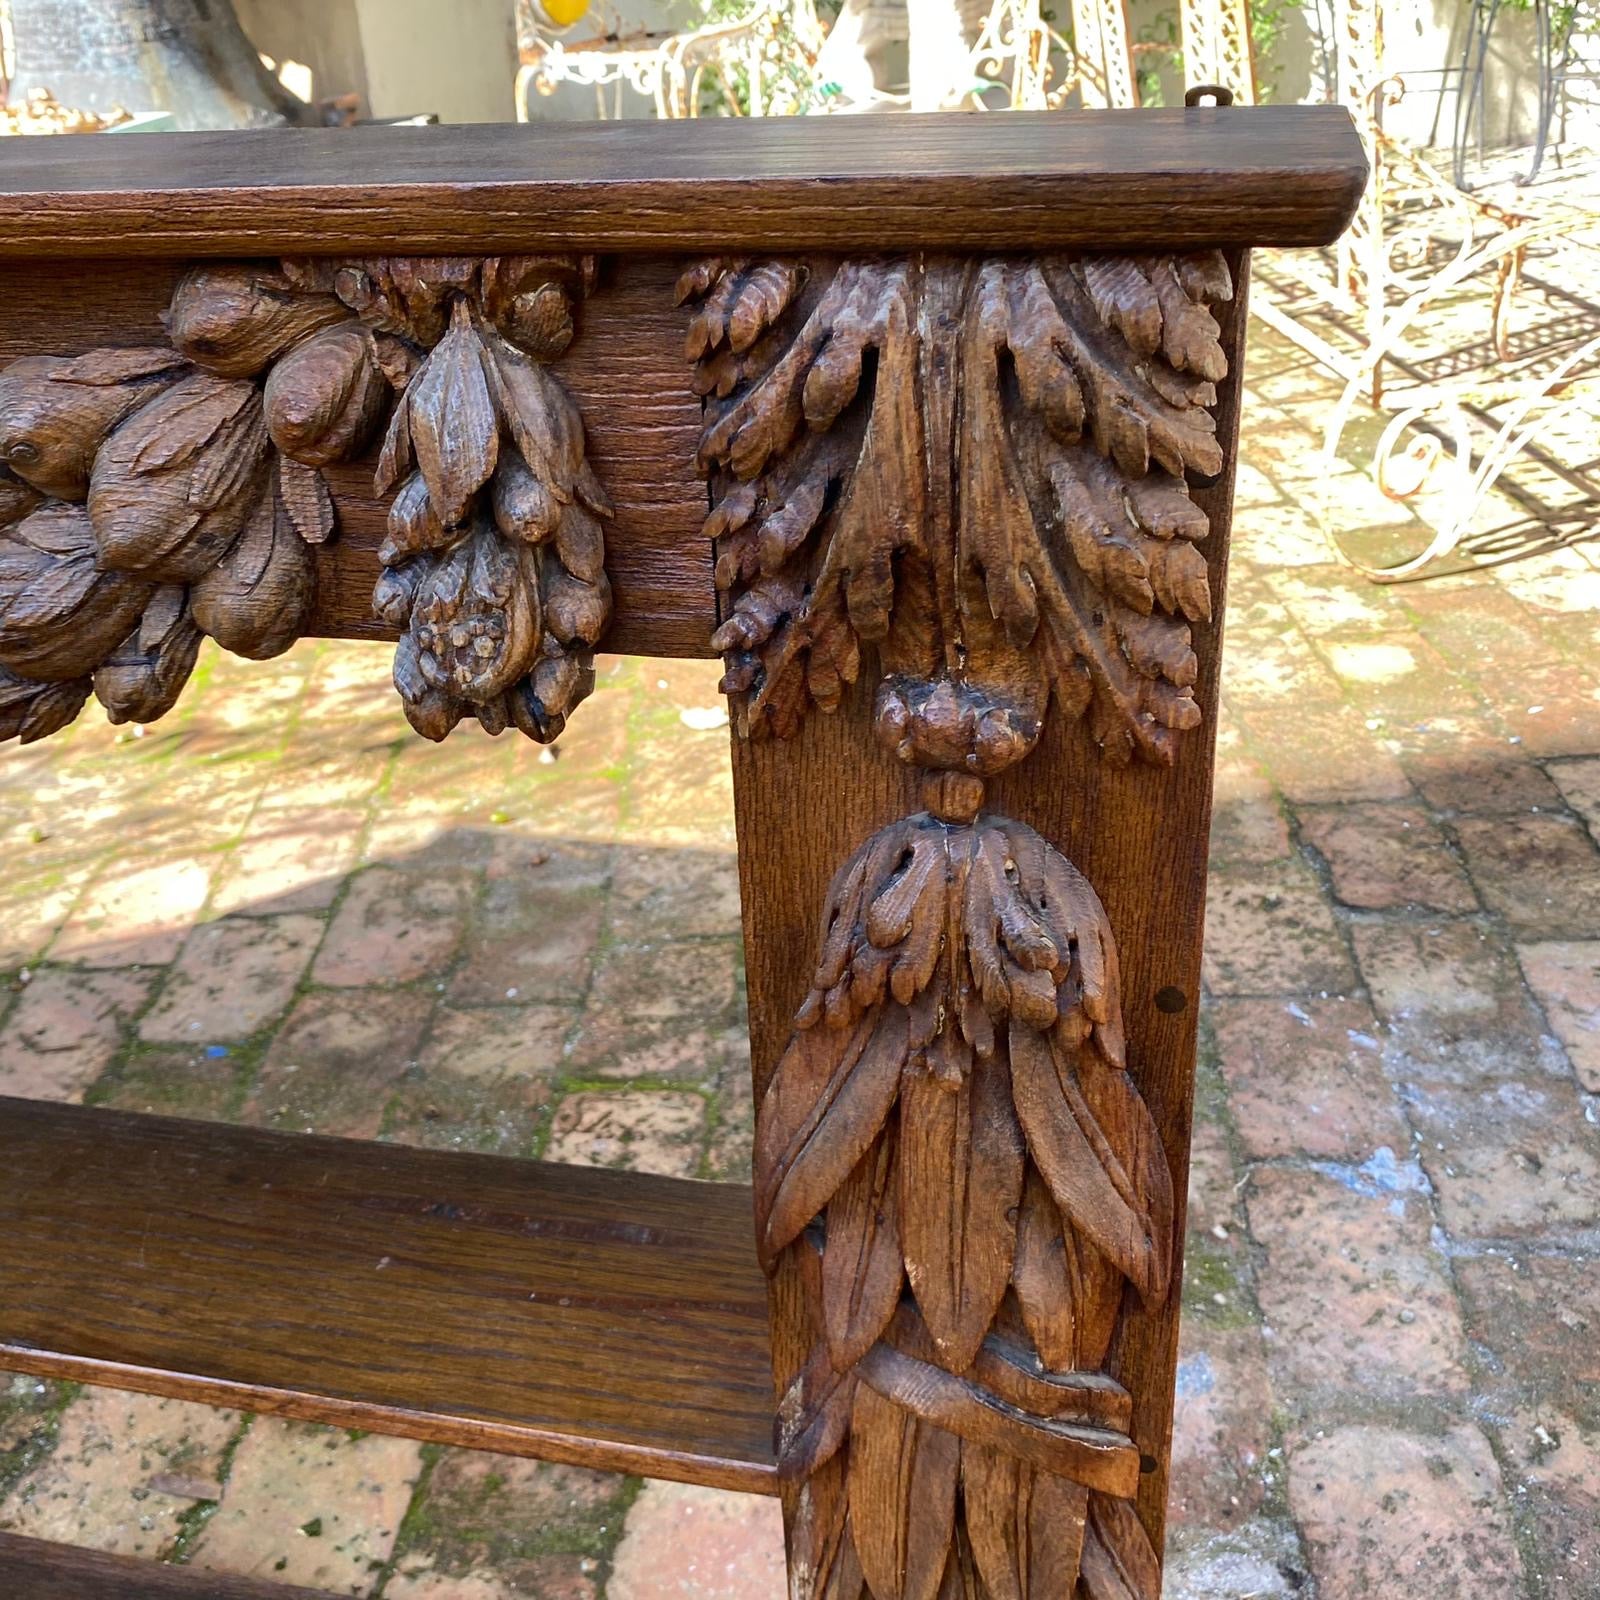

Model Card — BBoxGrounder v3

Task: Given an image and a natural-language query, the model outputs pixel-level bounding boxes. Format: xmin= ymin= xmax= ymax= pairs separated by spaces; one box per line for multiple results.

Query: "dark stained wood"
xmin=0 ymin=102 xmax=1351 ymax=1592
xmin=724 ymin=251 xmax=1252 ymax=1583
xmin=694 ymin=248 xmax=1227 ymax=1586
xmin=1097 ymin=254 xmax=1251 ymax=1551
xmin=0 ymin=257 xmax=716 ymax=660
xmin=0 ymin=1098 xmax=777 ymax=1495
xmin=0 ymin=110 xmax=1366 ymax=258
xmin=0 ymin=1532 xmax=335 ymax=1600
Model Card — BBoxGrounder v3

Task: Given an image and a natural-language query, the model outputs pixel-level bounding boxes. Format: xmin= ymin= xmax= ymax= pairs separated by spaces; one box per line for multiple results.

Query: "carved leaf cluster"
xmin=0 ymin=254 xmax=611 ymax=747
xmin=0 ymin=266 xmax=368 ymax=743
xmin=360 ymin=259 xmax=613 ymax=743
xmin=683 ymin=252 xmax=1231 ymax=764
xmin=757 ymin=809 xmax=1174 ymax=1599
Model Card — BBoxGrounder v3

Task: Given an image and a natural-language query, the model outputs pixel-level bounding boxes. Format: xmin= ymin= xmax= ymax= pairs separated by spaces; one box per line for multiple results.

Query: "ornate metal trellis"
xmin=513 ymin=0 xmax=1264 ymax=142
xmin=1178 ymin=0 xmax=1257 ymax=105
xmin=514 ymin=0 xmax=1150 ymax=117
xmin=1250 ymin=0 xmax=1600 ymax=577
xmin=516 ymin=0 xmax=828 ymax=120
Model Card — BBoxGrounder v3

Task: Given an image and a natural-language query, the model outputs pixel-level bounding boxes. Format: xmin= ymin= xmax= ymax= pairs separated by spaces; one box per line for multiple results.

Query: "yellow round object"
xmin=536 ymin=0 xmax=592 ymax=27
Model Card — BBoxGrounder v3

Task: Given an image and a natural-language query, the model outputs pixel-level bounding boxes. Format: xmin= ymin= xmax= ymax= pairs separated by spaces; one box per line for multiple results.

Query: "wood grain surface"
xmin=727 ymin=250 xmax=1252 ymax=1573
xmin=0 ymin=1532 xmax=336 ymax=1599
xmin=0 ymin=110 xmax=1365 ymax=258
xmin=0 ymin=101 xmax=1350 ymax=1595
xmin=0 ymin=1098 xmax=777 ymax=1494
xmin=687 ymin=246 xmax=1239 ymax=1590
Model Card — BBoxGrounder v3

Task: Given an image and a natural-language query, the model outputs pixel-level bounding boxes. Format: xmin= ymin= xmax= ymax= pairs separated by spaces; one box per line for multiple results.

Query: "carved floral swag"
xmin=0 ymin=255 xmax=610 ymax=746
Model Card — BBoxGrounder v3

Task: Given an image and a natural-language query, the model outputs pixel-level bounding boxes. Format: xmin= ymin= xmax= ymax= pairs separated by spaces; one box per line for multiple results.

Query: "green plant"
xmin=1249 ymin=0 xmax=1295 ymax=98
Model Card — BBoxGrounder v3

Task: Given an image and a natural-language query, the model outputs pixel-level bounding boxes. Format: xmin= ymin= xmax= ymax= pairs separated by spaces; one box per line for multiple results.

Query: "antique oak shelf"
xmin=0 ymin=1532 xmax=335 ymax=1599
xmin=0 ymin=109 xmax=1364 ymax=1597
xmin=0 ymin=108 xmax=1363 ymax=257
xmin=0 ymin=1098 xmax=776 ymax=1493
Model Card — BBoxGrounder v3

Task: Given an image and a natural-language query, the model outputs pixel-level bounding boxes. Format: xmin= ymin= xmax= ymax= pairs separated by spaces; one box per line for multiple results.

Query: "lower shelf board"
xmin=0 ymin=1532 xmax=335 ymax=1599
xmin=0 ymin=1097 xmax=777 ymax=1494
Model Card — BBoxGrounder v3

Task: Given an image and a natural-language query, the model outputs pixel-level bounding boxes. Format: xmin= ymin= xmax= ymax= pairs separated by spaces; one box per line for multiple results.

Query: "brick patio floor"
xmin=1 ymin=325 xmax=1597 ymax=1597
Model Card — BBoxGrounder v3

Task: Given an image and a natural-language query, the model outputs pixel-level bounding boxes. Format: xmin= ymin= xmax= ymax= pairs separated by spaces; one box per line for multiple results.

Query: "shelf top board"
xmin=0 ymin=107 xmax=1367 ymax=257
xmin=0 ymin=1097 xmax=778 ymax=1494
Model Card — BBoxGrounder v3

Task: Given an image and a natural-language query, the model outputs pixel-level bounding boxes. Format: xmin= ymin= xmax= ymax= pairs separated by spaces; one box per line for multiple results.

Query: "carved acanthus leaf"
xmin=0 ymin=665 xmax=90 ymax=746
xmin=756 ymin=807 xmax=1173 ymax=1599
xmin=683 ymin=250 xmax=1220 ymax=1600
xmin=0 ymin=255 xmax=613 ymax=746
xmin=0 ymin=502 xmax=153 ymax=681
xmin=190 ymin=483 xmax=316 ymax=661
xmin=683 ymin=252 xmax=1231 ymax=765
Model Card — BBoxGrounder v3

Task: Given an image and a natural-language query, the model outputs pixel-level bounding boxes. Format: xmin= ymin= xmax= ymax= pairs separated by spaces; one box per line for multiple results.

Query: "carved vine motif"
xmin=681 ymin=252 xmax=1230 ymax=767
xmin=685 ymin=254 xmax=1231 ymax=1600
xmin=0 ymin=256 xmax=609 ymax=745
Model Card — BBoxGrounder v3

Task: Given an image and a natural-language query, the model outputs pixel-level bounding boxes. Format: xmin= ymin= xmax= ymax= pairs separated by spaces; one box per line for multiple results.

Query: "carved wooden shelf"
xmin=0 ymin=1098 xmax=776 ymax=1494
xmin=0 ymin=109 xmax=1364 ymax=257
xmin=0 ymin=1532 xmax=334 ymax=1599
xmin=0 ymin=107 xmax=1366 ymax=1599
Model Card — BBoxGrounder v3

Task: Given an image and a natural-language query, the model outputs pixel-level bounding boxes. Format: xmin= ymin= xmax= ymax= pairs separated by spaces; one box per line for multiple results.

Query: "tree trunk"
xmin=5 ymin=0 xmax=303 ymax=129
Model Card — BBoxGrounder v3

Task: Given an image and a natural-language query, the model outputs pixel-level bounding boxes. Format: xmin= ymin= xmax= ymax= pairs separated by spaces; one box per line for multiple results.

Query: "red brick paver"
xmin=1289 ymin=1424 xmax=1524 ymax=1598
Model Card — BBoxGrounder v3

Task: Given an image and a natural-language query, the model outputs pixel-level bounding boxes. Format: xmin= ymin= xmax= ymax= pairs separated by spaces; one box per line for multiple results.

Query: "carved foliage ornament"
xmin=683 ymin=252 xmax=1228 ymax=766
xmin=683 ymin=250 xmax=1233 ymax=1600
xmin=0 ymin=256 xmax=610 ymax=745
